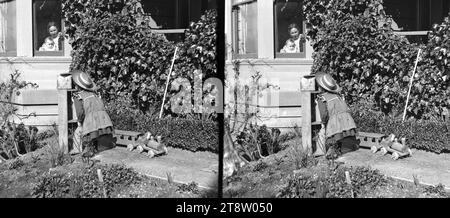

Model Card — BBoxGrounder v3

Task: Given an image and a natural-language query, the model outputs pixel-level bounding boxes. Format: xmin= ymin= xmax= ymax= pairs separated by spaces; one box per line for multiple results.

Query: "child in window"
xmin=315 ymin=73 xmax=359 ymax=159
xmin=280 ymin=39 xmax=298 ymax=53
xmin=71 ymin=70 xmax=115 ymax=158
xmin=39 ymin=37 xmax=56 ymax=51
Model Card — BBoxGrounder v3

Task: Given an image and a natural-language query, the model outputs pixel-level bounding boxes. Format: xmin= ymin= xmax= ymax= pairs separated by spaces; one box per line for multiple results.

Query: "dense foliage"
xmin=32 ymin=164 xmax=141 ymax=198
xmin=105 ymin=97 xmax=219 ymax=153
xmin=63 ymin=0 xmax=174 ymax=112
xmin=412 ymin=16 xmax=450 ymax=117
xmin=63 ymin=0 xmax=217 ymax=115
xmin=303 ymin=0 xmax=450 ymax=118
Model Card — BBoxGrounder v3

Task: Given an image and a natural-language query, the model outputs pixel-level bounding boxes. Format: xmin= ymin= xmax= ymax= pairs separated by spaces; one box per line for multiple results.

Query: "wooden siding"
xmin=1 ymin=58 xmax=70 ymax=128
xmin=225 ymin=59 xmax=313 ymax=129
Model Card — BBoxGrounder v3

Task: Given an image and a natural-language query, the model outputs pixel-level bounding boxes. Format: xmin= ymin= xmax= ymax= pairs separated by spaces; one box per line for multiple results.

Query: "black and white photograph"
xmin=1 ymin=0 xmax=450 ymax=203
xmin=224 ymin=0 xmax=450 ymax=198
xmin=0 ymin=0 xmax=219 ymax=198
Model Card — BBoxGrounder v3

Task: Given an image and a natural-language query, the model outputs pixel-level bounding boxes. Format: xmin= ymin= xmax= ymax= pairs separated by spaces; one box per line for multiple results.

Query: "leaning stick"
xmin=402 ymin=49 xmax=421 ymax=122
xmin=345 ymin=171 xmax=354 ymax=198
xmin=159 ymin=46 xmax=179 ymax=119
xmin=97 ymin=169 xmax=108 ymax=198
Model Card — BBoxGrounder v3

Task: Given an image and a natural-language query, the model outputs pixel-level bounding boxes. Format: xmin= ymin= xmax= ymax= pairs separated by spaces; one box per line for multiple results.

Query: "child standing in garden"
xmin=71 ymin=70 xmax=115 ymax=158
xmin=315 ymin=73 xmax=359 ymax=159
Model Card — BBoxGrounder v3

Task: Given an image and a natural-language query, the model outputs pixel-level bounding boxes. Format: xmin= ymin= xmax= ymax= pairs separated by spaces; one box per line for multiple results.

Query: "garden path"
xmin=92 ymin=146 xmax=218 ymax=190
xmin=338 ymin=148 xmax=450 ymax=191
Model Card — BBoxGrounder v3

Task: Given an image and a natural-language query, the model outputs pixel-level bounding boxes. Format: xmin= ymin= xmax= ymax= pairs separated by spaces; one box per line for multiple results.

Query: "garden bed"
xmin=0 ymin=135 xmax=213 ymax=198
xmin=224 ymin=140 xmax=449 ymax=198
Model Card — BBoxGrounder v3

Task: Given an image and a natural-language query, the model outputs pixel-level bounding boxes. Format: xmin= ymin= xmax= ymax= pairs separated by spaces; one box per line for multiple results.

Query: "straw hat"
xmin=315 ymin=73 xmax=340 ymax=94
xmin=71 ymin=70 xmax=97 ymax=92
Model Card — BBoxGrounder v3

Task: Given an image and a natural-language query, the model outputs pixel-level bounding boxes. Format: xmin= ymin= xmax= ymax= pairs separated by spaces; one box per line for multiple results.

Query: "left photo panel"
xmin=0 ymin=0 xmax=220 ymax=198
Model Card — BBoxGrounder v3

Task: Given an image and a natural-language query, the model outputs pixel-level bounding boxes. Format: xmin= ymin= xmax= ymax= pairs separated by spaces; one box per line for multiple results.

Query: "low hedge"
xmin=106 ymin=99 xmax=219 ymax=153
xmin=352 ymin=107 xmax=450 ymax=154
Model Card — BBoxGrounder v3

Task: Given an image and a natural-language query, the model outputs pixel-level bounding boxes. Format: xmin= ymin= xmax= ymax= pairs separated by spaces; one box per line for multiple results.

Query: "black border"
xmin=0 ymin=198 xmax=442 ymax=217
xmin=217 ymin=0 xmax=225 ymax=199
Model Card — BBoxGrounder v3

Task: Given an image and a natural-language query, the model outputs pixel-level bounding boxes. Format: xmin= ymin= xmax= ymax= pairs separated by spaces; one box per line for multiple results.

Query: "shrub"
xmin=278 ymin=174 xmax=323 ymax=198
xmin=7 ymin=158 xmax=24 ymax=170
xmin=304 ymin=0 xmax=450 ymax=119
xmin=174 ymin=9 xmax=217 ymax=79
xmin=277 ymin=165 xmax=387 ymax=198
xmin=235 ymin=124 xmax=292 ymax=162
xmin=409 ymin=14 xmax=450 ymax=118
xmin=424 ymin=183 xmax=448 ymax=197
xmin=105 ymin=97 xmax=219 ymax=153
xmin=177 ymin=181 xmax=200 ymax=194
xmin=63 ymin=0 xmax=175 ymax=111
xmin=252 ymin=160 xmax=268 ymax=172
xmin=0 ymin=71 xmax=39 ymax=159
xmin=32 ymin=172 xmax=72 ymax=198
xmin=36 ymin=125 xmax=57 ymax=141
xmin=304 ymin=0 xmax=387 ymax=42
xmin=32 ymin=164 xmax=141 ymax=198
xmin=304 ymin=0 xmax=418 ymax=114
xmin=63 ymin=0 xmax=217 ymax=116
xmin=352 ymin=106 xmax=450 ymax=153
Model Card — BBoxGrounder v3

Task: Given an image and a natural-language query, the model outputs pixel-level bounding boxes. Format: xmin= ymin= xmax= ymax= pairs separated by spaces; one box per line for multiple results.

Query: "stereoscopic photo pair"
xmin=1 ymin=0 xmax=450 ymax=199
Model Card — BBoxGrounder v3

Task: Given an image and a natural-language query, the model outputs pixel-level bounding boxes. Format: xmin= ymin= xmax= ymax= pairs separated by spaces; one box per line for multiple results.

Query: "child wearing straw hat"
xmin=71 ymin=70 xmax=115 ymax=158
xmin=315 ymin=73 xmax=359 ymax=159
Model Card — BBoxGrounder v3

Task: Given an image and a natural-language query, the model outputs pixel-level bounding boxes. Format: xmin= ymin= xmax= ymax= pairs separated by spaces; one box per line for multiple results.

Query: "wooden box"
xmin=300 ymin=75 xmax=316 ymax=91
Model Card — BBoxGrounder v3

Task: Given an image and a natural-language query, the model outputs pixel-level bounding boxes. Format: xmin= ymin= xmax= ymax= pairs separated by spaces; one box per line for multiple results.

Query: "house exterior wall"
xmin=0 ymin=57 xmax=71 ymax=128
xmin=1 ymin=0 xmax=72 ymax=129
xmin=225 ymin=0 xmax=313 ymax=130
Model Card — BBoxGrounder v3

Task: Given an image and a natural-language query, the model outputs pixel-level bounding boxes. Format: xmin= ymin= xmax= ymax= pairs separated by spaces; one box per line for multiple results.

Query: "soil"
xmin=223 ymin=140 xmax=450 ymax=198
xmin=0 ymin=136 xmax=211 ymax=198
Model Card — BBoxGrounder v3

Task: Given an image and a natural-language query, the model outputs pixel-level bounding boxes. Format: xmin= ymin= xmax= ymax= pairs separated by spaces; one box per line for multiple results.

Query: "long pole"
xmin=159 ymin=46 xmax=178 ymax=119
xmin=402 ymin=49 xmax=421 ymax=122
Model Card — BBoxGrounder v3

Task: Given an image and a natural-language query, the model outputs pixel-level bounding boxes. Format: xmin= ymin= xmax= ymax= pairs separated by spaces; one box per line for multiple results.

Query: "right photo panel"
xmin=223 ymin=0 xmax=450 ymax=198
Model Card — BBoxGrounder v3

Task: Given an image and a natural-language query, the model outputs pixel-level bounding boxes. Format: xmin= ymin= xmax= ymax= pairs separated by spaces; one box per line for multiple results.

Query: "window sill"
xmin=232 ymin=53 xmax=258 ymax=59
xmin=0 ymin=56 xmax=72 ymax=63
xmin=0 ymin=52 xmax=17 ymax=57
xmin=227 ymin=58 xmax=313 ymax=65
xmin=34 ymin=51 xmax=64 ymax=56
xmin=275 ymin=52 xmax=306 ymax=59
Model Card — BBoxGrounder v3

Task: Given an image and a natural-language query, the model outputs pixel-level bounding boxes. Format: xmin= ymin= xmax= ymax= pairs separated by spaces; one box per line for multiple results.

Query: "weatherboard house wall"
xmin=0 ymin=0 xmax=72 ymax=129
xmin=225 ymin=0 xmax=314 ymax=130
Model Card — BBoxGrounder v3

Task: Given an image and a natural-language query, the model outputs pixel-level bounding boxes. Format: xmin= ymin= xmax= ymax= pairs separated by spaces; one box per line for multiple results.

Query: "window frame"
xmin=32 ymin=0 xmax=64 ymax=57
xmin=273 ymin=0 xmax=306 ymax=59
xmin=385 ymin=0 xmax=450 ymax=44
xmin=0 ymin=0 xmax=17 ymax=57
xmin=231 ymin=0 xmax=258 ymax=59
xmin=151 ymin=28 xmax=187 ymax=42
